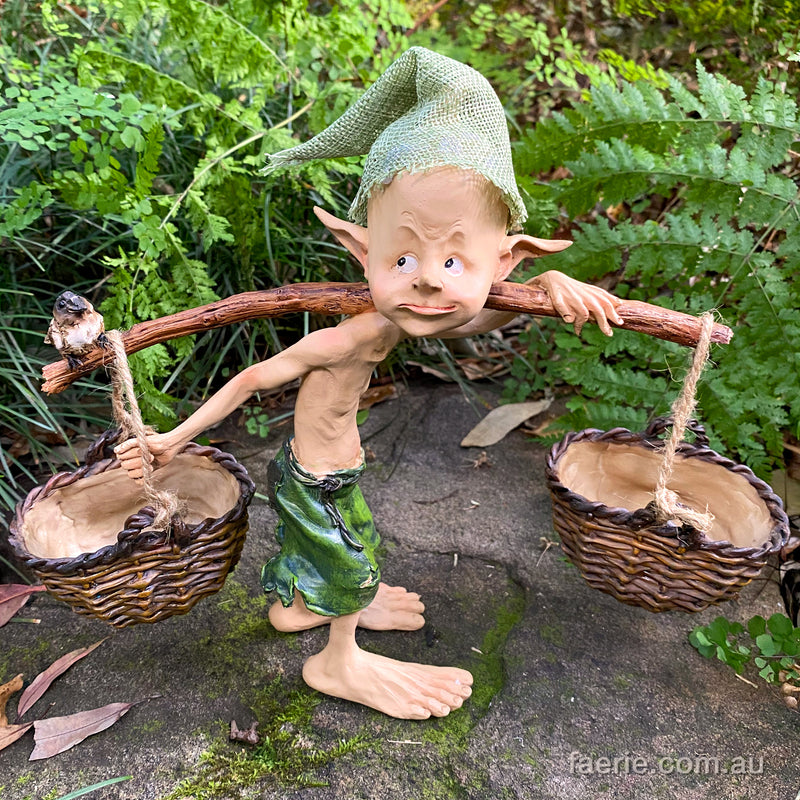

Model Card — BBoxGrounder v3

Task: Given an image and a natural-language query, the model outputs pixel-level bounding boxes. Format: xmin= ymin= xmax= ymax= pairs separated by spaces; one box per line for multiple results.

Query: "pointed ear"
xmin=314 ymin=206 xmax=369 ymax=271
xmin=496 ymin=234 xmax=572 ymax=281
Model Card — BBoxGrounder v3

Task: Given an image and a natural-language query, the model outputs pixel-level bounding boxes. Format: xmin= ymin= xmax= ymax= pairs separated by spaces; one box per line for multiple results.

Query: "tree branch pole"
xmin=40 ymin=281 xmax=733 ymax=395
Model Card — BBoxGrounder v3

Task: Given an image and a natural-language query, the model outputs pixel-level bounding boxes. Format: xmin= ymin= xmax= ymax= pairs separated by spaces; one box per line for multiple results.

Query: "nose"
xmin=412 ymin=263 xmax=443 ymax=292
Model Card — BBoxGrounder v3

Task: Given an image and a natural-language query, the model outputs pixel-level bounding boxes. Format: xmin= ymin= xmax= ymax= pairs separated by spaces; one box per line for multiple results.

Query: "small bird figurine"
xmin=45 ymin=290 xmax=108 ymax=369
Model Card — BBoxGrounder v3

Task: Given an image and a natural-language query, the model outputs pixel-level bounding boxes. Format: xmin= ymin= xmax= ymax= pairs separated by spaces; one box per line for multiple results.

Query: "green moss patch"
xmin=160 ymin=676 xmax=371 ymax=799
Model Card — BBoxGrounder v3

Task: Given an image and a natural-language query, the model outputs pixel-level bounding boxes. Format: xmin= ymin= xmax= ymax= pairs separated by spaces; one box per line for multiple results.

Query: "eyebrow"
xmin=397 ymin=213 xmax=467 ymax=244
xmin=394 ymin=223 xmax=422 ymax=244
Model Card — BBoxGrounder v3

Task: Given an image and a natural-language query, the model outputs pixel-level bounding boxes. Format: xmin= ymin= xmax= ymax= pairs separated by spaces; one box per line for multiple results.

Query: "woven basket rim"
xmin=545 ymin=424 xmax=789 ymax=560
xmin=9 ymin=442 xmax=255 ymax=575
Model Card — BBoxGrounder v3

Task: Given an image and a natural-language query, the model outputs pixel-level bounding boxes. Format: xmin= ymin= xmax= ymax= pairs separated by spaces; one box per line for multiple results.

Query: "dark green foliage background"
xmin=1 ymin=0 xmax=799 ymax=514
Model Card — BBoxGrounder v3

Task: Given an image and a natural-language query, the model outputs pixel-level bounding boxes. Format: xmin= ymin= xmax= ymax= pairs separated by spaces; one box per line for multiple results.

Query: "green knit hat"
xmin=264 ymin=46 xmax=527 ymax=230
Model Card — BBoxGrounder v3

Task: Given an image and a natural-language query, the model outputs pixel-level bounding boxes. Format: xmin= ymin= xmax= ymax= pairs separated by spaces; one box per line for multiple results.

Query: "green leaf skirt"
xmin=260 ymin=440 xmax=381 ymax=617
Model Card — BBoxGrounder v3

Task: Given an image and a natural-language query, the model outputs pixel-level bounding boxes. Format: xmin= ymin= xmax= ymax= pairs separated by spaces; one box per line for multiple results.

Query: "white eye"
xmin=444 ymin=256 xmax=464 ymax=276
xmin=394 ymin=254 xmax=419 ymax=274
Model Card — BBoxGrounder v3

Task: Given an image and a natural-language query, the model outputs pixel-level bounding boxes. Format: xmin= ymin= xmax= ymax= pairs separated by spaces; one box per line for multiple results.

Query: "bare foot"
xmin=359 ymin=584 xmax=425 ymax=631
xmin=268 ymin=584 xmax=425 ymax=633
xmin=303 ymin=642 xmax=473 ymax=719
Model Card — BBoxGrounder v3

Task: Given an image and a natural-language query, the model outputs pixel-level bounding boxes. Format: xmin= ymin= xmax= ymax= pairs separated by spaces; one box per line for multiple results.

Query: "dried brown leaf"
xmin=455 ymin=354 xmax=510 ymax=381
xmin=230 ymin=719 xmax=260 ymax=745
xmin=17 ymin=639 xmax=107 ymax=720
xmin=0 ymin=674 xmax=24 ymax=727
xmin=358 ymin=383 xmax=398 ymax=410
xmin=0 ymin=675 xmax=33 ymax=752
xmin=460 ymin=399 xmax=553 ymax=448
xmin=0 ymin=595 xmax=30 ymax=627
xmin=0 ymin=585 xmax=46 ymax=627
xmin=0 ymin=584 xmax=45 ymax=604
xmin=405 ymin=361 xmax=454 ymax=383
xmin=30 ymin=702 xmax=133 ymax=760
xmin=0 ymin=722 xmax=33 ymax=752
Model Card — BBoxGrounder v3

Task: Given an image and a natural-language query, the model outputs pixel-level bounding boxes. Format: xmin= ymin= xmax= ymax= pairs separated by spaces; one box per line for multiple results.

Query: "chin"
xmin=399 ymin=323 xmax=448 ymax=338
xmin=395 ymin=312 xmax=472 ymax=338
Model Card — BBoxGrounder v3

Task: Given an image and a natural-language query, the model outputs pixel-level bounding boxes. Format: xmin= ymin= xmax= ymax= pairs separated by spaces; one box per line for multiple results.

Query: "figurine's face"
xmin=363 ymin=169 xmax=510 ymax=337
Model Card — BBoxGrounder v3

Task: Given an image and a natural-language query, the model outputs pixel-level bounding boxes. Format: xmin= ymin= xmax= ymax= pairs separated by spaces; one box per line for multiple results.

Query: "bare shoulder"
xmin=278 ymin=326 xmax=346 ymax=368
xmin=259 ymin=313 xmax=399 ymax=378
xmin=323 ymin=313 xmax=401 ymax=359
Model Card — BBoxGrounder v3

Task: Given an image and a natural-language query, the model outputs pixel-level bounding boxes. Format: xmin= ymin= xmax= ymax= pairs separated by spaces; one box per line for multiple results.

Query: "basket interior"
xmin=20 ymin=454 xmax=242 ymax=560
xmin=557 ymin=440 xmax=772 ymax=548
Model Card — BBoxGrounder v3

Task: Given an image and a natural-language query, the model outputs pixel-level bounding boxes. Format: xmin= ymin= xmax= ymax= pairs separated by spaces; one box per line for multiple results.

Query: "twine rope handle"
xmin=106 ymin=330 xmax=182 ymax=531
xmin=653 ymin=312 xmax=716 ymax=532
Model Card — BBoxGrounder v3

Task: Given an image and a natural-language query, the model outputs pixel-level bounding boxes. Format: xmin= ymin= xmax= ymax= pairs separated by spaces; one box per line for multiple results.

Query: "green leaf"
xmin=767 ymin=613 xmax=794 ymax=638
xmin=690 ymin=629 xmax=711 ymax=647
xmin=119 ymin=125 xmax=141 ymax=149
xmin=755 ymin=634 xmax=779 ymax=657
xmin=120 ymin=95 xmax=141 ymax=115
xmin=759 ymin=665 xmax=775 ymax=681
xmin=706 ymin=616 xmax=734 ymax=644
xmin=747 ymin=615 xmax=767 ymax=639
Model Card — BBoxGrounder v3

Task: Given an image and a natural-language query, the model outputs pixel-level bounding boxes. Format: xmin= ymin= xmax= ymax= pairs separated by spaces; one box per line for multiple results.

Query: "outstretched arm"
xmin=113 ymin=329 xmax=330 ymax=481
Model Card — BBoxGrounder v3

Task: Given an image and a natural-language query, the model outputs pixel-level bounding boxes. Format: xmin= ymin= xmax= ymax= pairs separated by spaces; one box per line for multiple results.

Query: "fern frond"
xmin=77 ymin=47 xmax=258 ymax=136
xmin=513 ymin=63 xmax=800 ymax=475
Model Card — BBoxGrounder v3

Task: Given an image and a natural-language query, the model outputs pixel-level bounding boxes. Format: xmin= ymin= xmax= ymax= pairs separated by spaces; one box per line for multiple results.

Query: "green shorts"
xmin=260 ymin=440 xmax=381 ymax=617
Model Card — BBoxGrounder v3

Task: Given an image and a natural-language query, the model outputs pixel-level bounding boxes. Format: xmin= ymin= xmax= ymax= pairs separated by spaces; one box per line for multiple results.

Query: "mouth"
xmin=399 ymin=304 xmax=456 ymax=315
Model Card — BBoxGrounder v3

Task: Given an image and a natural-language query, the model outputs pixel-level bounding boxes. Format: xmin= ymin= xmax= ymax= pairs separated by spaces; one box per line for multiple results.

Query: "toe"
xmin=409 ymin=705 xmax=432 ymax=720
xmin=429 ymin=701 xmax=451 ymax=718
xmin=399 ymin=613 xmax=425 ymax=631
xmin=440 ymin=692 xmax=463 ymax=710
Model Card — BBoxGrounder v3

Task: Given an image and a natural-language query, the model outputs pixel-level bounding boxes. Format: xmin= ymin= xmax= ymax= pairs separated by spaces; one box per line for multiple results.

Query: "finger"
xmin=594 ymin=290 xmax=624 ymax=326
xmin=118 ymin=449 xmax=153 ymax=465
xmin=583 ymin=297 xmax=613 ymax=336
xmin=573 ymin=305 xmax=589 ymax=336
xmin=586 ymin=305 xmax=612 ymax=336
xmin=550 ymin=293 xmax=575 ymax=325
xmin=595 ymin=294 xmax=624 ymax=327
xmin=119 ymin=466 xmax=145 ymax=482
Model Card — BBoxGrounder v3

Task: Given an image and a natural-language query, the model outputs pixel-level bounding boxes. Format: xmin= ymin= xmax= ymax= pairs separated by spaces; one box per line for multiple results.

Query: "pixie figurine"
xmin=116 ymin=48 xmax=622 ymax=719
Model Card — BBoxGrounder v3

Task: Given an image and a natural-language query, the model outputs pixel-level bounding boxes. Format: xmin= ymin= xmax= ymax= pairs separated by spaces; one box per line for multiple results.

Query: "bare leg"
xmin=302 ymin=613 xmax=473 ymax=719
xmin=269 ymin=584 xmax=425 ymax=633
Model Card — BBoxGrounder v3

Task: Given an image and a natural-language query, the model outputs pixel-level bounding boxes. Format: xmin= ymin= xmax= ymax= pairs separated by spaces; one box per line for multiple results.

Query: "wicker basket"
xmin=9 ymin=438 xmax=255 ymax=628
xmin=545 ymin=418 xmax=790 ymax=612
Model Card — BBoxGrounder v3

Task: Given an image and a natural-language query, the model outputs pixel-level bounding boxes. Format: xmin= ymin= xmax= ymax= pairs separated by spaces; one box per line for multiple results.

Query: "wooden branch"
xmin=484 ymin=283 xmax=732 ymax=348
xmin=41 ymin=281 xmax=733 ymax=395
